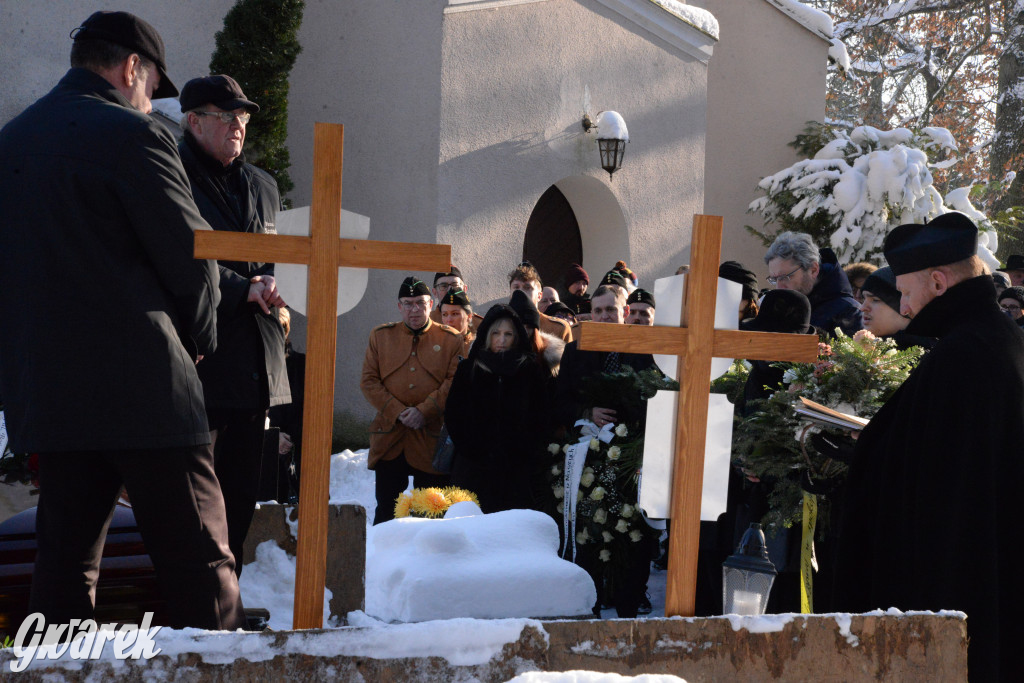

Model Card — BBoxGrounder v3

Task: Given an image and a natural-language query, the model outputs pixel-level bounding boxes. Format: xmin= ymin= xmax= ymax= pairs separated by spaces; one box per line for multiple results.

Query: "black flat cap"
xmin=741 ymin=289 xmax=812 ymax=334
xmin=179 ymin=74 xmax=259 ymax=113
xmin=434 ymin=267 xmax=463 ymax=285
xmin=72 ymin=11 xmax=178 ymax=99
xmin=441 ymin=289 xmax=470 ymax=307
xmin=398 ymin=277 xmax=430 ymax=299
xmin=545 ymin=301 xmax=575 ymax=320
xmin=884 ymin=212 xmax=978 ymax=276
xmin=861 ymin=266 xmax=901 ymax=312
xmin=626 ymin=288 xmax=655 ymax=308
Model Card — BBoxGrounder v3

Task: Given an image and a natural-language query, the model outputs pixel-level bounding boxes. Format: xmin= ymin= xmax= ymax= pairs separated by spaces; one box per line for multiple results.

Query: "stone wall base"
xmin=0 ymin=613 xmax=967 ymax=681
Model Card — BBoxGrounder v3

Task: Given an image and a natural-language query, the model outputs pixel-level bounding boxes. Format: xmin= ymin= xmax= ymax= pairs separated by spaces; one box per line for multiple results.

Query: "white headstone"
xmin=640 ymin=273 xmax=742 ymax=520
xmin=272 ymin=206 xmax=371 ymax=316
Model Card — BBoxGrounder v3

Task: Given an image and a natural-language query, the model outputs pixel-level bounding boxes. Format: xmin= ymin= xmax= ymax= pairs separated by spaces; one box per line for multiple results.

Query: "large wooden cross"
xmin=194 ymin=122 xmax=451 ymax=629
xmin=575 ymin=214 xmax=819 ymax=616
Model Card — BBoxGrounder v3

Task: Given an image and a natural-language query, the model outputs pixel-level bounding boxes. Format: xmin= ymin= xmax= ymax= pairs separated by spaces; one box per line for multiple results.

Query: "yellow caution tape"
xmin=800 ymin=491 xmax=818 ymax=614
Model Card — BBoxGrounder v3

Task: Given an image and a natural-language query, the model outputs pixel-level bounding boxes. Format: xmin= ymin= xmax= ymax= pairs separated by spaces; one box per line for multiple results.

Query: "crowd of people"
xmin=2 ymin=9 xmax=1022 ymax=681
xmin=361 ymin=217 xmax=1024 ymax=679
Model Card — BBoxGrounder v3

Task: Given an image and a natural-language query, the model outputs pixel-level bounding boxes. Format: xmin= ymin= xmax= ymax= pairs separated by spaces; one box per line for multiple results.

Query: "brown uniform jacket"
xmin=361 ymin=318 xmax=463 ymax=472
xmin=540 ymin=312 xmax=573 ymax=343
xmin=430 ymin=307 xmax=481 ymax=357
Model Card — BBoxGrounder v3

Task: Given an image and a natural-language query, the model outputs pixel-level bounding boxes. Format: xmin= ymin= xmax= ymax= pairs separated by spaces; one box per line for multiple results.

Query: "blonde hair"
xmin=278 ymin=306 xmax=291 ymax=338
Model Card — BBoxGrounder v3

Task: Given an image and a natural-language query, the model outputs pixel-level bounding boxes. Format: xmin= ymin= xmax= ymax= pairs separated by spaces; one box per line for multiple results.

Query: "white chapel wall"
xmin=436 ymin=0 xmax=709 ymax=305
xmin=689 ymin=0 xmax=829 ymax=280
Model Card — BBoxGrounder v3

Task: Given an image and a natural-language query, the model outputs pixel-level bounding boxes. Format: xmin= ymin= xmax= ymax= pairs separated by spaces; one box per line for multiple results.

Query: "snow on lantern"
xmin=582 ymin=110 xmax=629 ymax=180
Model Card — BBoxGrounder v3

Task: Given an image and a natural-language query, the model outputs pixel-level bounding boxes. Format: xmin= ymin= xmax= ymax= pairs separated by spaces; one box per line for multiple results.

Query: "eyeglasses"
xmin=400 ymin=300 xmax=430 ymax=310
xmin=766 ymin=265 xmax=805 ymax=286
xmin=434 ymin=281 xmax=462 ymax=292
xmin=195 ymin=111 xmax=251 ymax=125
xmin=1000 ymin=304 xmax=1022 ymax=312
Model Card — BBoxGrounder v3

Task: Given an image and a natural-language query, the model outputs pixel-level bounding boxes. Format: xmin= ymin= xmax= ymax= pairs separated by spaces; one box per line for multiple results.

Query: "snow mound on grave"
xmin=366 ymin=509 xmax=596 ymax=622
xmin=240 ymin=541 xmax=332 ymax=630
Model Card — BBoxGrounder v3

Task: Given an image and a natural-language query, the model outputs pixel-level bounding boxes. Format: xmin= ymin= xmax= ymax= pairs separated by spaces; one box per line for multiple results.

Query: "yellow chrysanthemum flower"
xmin=411 ymin=487 xmax=450 ymax=518
xmin=443 ymin=487 xmax=480 ymax=506
xmin=393 ymin=492 xmax=413 ymax=519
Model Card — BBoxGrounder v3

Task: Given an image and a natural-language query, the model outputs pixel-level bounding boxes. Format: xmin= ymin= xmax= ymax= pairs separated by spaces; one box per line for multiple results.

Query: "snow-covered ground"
xmin=239 ymin=449 xmax=669 ymax=628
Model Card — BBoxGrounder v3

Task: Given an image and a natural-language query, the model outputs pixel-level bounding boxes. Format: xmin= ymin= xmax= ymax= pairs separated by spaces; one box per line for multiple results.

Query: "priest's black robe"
xmin=831 ymin=275 xmax=1024 ymax=682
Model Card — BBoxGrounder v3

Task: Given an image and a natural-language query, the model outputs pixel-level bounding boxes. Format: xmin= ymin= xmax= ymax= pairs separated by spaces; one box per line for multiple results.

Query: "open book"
xmin=794 ymin=396 xmax=869 ymax=430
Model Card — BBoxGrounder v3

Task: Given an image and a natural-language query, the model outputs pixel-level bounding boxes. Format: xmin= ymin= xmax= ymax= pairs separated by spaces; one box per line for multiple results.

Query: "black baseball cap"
xmin=71 ymin=11 xmax=178 ymax=99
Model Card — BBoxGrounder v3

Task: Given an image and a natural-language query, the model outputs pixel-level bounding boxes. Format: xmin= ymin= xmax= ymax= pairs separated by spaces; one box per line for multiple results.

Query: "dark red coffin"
xmin=0 ymin=505 xmax=166 ymax=635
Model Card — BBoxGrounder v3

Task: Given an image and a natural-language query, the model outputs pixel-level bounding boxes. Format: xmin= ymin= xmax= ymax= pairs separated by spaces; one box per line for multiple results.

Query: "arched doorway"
xmin=522 ymin=185 xmax=582 ymax=296
xmin=522 ymin=176 xmax=630 ymax=297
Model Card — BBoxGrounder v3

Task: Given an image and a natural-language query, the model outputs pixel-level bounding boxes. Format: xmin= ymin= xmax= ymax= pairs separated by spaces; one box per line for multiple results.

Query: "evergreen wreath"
xmin=550 ymin=366 xmax=677 ymax=591
xmin=721 ymin=330 xmax=924 ymax=535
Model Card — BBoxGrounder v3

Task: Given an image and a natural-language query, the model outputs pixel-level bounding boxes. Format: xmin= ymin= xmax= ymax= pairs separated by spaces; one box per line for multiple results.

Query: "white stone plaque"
xmin=273 ymin=206 xmax=371 ymax=317
xmin=651 ymin=274 xmax=742 ymax=381
xmin=639 ymin=392 xmax=733 ymax=521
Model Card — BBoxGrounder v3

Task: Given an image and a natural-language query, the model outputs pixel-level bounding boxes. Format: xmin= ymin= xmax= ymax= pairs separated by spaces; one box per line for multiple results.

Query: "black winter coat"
xmin=0 ymin=69 xmax=220 ymax=452
xmin=831 ymin=276 xmax=1024 ymax=682
xmin=808 ymin=261 xmax=863 ymax=336
xmin=445 ymin=350 xmax=549 ymax=513
xmin=554 ymin=342 xmax=658 ymax=431
xmin=178 ymin=134 xmax=290 ymax=412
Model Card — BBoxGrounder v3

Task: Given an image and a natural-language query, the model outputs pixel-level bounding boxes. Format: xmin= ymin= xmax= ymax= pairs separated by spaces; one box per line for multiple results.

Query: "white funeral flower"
xmin=602 ymin=531 xmax=614 ymax=543
xmin=551 ymin=464 xmax=561 ymax=476
xmin=548 ymin=442 xmax=562 ymax=455
xmin=782 ymin=368 xmax=798 ymax=384
xmin=553 ymin=486 xmax=564 ymax=499
xmin=629 ymin=530 xmax=643 ymax=542
xmin=562 ymin=443 xmax=571 ymax=454
xmin=589 ymin=486 xmax=607 ymax=501
xmin=621 ymin=504 xmax=634 ymax=518
xmin=593 ymin=508 xmax=607 ymax=524
xmin=615 ymin=519 xmax=629 ymax=533
xmin=580 ymin=471 xmax=595 ymax=488
xmin=606 ymin=446 xmax=621 ymax=460
xmin=557 ymin=502 xmax=564 ymax=513
xmin=589 ymin=438 xmax=600 ymax=451
xmin=599 ymin=549 xmax=612 ymax=562
xmin=576 ymin=529 xmax=590 ymax=544
xmin=614 ymin=423 xmax=628 ymax=437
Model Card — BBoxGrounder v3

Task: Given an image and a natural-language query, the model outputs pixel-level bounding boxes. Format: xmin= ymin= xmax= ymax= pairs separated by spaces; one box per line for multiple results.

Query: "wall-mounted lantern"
xmin=582 ymin=110 xmax=629 ymax=180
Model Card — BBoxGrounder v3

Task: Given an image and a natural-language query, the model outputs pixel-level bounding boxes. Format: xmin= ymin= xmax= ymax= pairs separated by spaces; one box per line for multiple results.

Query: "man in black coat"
xmin=0 ymin=12 xmax=244 ymax=630
xmin=555 ymin=285 xmax=659 ymax=617
xmin=178 ymin=75 xmax=291 ymax=577
xmin=831 ymin=213 xmax=1024 ymax=682
xmin=764 ymin=231 xmax=862 ymax=336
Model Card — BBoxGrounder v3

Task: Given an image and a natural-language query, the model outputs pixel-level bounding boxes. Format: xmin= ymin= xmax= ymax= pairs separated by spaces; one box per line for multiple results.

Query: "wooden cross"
xmin=194 ymin=122 xmax=451 ymax=629
xmin=575 ymin=214 xmax=819 ymax=616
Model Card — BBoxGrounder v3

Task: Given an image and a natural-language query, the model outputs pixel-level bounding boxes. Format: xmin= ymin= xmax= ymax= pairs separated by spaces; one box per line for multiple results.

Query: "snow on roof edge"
xmin=763 ymin=0 xmax=833 ymax=40
xmin=646 ymin=0 xmax=719 ymax=41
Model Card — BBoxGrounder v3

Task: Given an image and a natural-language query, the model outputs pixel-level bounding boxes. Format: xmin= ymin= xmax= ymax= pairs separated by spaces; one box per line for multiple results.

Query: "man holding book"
xmin=831 ymin=212 xmax=1024 ymax=682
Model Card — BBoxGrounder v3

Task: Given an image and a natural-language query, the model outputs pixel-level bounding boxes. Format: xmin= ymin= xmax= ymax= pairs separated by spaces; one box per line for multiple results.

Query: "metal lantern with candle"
xmin=722 ymin=523 xmax=777 ymax=615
